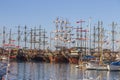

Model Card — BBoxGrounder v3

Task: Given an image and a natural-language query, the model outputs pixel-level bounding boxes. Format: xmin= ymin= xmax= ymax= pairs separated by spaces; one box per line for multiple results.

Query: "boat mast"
xmin=79 ymin=19 xmax=85 ymax=52
xmin=99 ymin=21 xmax=104 ymax=65
xmin=84 ymin=29 xmax=87 ymax=55
xmin=89 ymin=18 xmax=92 ymax=55
xmin=17 ymin=26 xmax=21 ymax=49
xmin=93 ymin=25 xmax=96 ymax=50
xmin=98 ymin=21 xmax=100 ymax=55
xmin=60 ymin=19 xmax=64 ymax=47
xmin=64 ymin=19 xmax=68 ymax=47
xmin=30 ymin=28 xmax=33 ymax=49
xmin=9 ymin=29 xmax=12 ymax=46
xmin=39 ymin=25 xmax=41 ymax=50
xmin=43 ymin=29 xmax=46 ymax=50
xmin=3 ymin=26 xmax=5 ymax=48
xmin=76 ymin=26 xmax=79 ymax=47
xmin=24 ymin=26 xmax=27 ymax=49
xmin=6 ymin=29 xmax=12 ymax=80
xmin=54 ymin=18 xmax=59 ymax=50
xmin=111 ymin=22 xmax=117 ymax=53
xmin=34 ymin=27 xmax=36 ymax=49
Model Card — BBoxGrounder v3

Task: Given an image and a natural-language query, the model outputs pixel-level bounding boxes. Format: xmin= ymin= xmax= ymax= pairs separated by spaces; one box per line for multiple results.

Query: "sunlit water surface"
xmin=7 ymin=62 xmax=120 ymax=80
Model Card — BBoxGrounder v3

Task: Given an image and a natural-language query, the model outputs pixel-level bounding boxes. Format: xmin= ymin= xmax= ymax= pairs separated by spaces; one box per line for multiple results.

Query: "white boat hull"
xmin=86 ymin=63 xmax=108 ymax=70
xmin=107 ymin=65 xmax=120 ymax=71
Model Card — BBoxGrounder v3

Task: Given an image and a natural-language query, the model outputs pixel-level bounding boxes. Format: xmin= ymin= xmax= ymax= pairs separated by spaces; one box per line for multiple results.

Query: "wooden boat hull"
xmin=10 ymin=55 xmax=16 ymax=59
xmin=49 ymin=56 xmax=56 ymax=63
xmin=49 ymin=55 xmax=69 ymax=63
xmin=16 ymin=55 xmax=28 ymax=62
xmin=31 ymin=55 xmax=44 ymax=62
xmin=43 ymin=56 xmax=50 ymax=63
xmin=68 ymin=57 xmax=79 ymax=64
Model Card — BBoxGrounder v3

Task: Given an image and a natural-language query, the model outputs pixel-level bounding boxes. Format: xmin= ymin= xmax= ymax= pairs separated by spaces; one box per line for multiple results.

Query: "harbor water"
xmin=7 ymin=62 xmax=120 ymax=80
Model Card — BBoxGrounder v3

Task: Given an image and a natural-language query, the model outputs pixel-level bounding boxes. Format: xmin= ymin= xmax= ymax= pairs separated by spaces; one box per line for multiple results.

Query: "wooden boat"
xmin=41 ymin=50 xmax=50 ymax=63
xmin=68 ymin=48 xmax=79 ymax=64
xmin=86 ymin=21 xmax=108 ymax=71
xmin=48 ymin=55 xmax=56 ymax=62
xmin=16 ymin=49 xmax=28 ymax=62
xmin=68 ymin=56 xmax=78 ymax=64
xmin=31 ymin=49 xmax=45 ymax=62
xmin=9 ymin=48 xmax=18 ymax=60
xmin=31 ymin=54 xmax=44 ymax=62
xmin=55 ymin=54 xmax=69 ymax=63
xmin=48 ymin=50 xmax=69 ymax=63
xmin=52 ymin=52 xmax=69 ymax=63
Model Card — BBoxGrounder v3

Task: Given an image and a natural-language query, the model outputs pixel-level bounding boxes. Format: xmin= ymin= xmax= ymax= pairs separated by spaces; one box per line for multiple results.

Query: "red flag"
xmin=16 ymin=46 xmax=21 ymax=48
xmin=11 ymin=40 xmax=16 ymax=42
xmin=76 ymin=20 xmax=85 ymax=23
xmin=3 ymin=44 xmax=9 ymax=46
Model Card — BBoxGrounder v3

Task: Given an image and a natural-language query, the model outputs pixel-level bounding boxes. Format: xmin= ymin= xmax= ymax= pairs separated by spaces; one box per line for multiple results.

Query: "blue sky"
xmin=0 ymin=0 xmax=120 ymax=31
xmin=0 ymin=0 xmax=120 ymax=48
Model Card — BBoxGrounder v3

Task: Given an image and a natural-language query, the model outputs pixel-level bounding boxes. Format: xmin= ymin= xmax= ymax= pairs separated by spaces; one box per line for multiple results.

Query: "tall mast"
xmin=39 ymin=26 xmax=41 ymax=50
xmin=9 ymin=29 xmax=12 ymax=45
xmin=98 ymin=21 xmax=100 ymax=55
xmin=79 ymin=19 xmax=85 ymax=51
xmin=55 ymin=18 xmax=59 ymax=50
xmin=76 ymin=26 xmax=79 ymax=47
xmin=6 ymin=29 xmax=11 ymax=80
xmin=30 ymin=28 xmax=33 ymax=49
xmin=24 ymin=26 xmax=27 ymax=49
xmin=99 ymin=21 xmax=104 ymax=64
xmin=60 ymin=19 xmax=64 ymax=47
xmin=3 ymin=26 xmax=5 ymax=48
xmin=17 ymin=26 xmax=20 ymax=48
xmin=111 ymin=22 xmax=117 ymax=53
xmin=34 ymin=27 xmax=36 ymax=49
xmin=84 ymin=30 xmax=87 ymax=55
xmin=42 ymin=29 xmax=47 ymax=50
xmin=93 ymin=25 xmax=96 ymax=49
xmin=64 ymin=19 xmax=68 ymax=47
xmin=50 ymin=32 xmax=52 ymax=49
xmin=89 ymin=18 xmax=92 ymax=55
xmin=43 ymin=29 xmax=45 ymax=50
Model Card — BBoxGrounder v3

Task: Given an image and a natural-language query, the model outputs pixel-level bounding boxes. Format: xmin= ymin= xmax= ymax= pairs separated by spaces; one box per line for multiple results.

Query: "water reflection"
xmin=7 ymin=62 xmax=120 ymax=80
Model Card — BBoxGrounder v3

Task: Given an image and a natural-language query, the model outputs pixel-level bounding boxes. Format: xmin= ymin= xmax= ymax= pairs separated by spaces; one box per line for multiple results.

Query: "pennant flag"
xmin=16 ymin=46 xmax=21 ymax=48
xmin=11 ymin=39 xmax=16 ymax=42
xmin=76 ymin=20 xmax=85 ymax=23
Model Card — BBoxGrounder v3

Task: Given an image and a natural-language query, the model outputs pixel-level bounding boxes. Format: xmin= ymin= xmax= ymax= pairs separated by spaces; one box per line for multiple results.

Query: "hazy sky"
xmin=0 ymin=0 xmax=120 ymax=48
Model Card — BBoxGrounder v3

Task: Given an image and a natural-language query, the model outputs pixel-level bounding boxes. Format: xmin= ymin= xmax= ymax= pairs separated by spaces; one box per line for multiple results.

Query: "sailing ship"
xmin=49 ymin=18 xmax=71 ymax=63
xmin=106 ymin=22 xmax=120 ymax=71
xmin=85 ymin=21 xmax=108 ymax=70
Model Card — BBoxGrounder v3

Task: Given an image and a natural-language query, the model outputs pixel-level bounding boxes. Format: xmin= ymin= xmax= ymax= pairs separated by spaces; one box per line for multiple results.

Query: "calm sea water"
xmin=7 ymin=62 xmax=120 ymax=80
